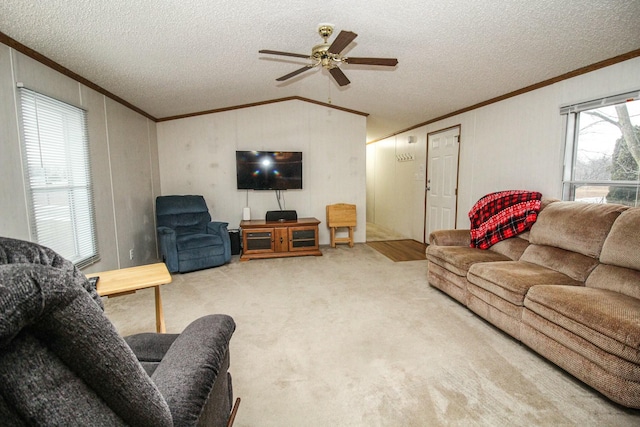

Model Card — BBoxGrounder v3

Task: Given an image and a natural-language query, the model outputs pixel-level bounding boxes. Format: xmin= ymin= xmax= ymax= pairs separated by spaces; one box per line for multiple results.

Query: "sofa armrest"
xmin=207 ymin=221 xmax=229 ymax=236
xmin=157 ymin=226 xmax=178 ymax=272
xmin=151 ymin=314 xmax=236 ymax=426
xmin=208 ymin=222 xmax=231 ymax=262
xmin=429 ymin=229 xmax=471 ymax=246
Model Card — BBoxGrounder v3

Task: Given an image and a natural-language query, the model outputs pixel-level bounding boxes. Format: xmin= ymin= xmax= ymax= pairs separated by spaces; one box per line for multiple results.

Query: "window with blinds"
xmin=18 ymin=87 xmax=98 ymax=267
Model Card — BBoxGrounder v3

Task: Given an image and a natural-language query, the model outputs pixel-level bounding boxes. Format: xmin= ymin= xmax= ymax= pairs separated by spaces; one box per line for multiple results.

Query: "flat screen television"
xmin=236 ymin=151 xmax=303 ymax=190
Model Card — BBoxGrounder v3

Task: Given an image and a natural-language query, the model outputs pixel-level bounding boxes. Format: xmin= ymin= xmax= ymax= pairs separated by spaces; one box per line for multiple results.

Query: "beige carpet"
xmin=103 ymin=244 xmax=640 ymax=426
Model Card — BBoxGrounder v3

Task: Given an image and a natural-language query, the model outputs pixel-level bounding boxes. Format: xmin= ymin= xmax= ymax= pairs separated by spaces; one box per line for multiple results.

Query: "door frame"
xmin=423 ymin=124 xmax=462 ymax=243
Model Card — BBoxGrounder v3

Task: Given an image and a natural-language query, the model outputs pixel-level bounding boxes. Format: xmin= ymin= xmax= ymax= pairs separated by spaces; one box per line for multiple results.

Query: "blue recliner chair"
xmin=156 ymin=195 xmax=231 ymax=273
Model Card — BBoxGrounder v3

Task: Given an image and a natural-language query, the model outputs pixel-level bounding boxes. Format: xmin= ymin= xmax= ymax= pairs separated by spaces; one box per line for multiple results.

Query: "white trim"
xmin=103 ymin=96 xmax=120 ymax=269
xmin=11 ymin=54 xmax=33 ymax=239
xmin=560 ymin=90 xmax=640 ymax=114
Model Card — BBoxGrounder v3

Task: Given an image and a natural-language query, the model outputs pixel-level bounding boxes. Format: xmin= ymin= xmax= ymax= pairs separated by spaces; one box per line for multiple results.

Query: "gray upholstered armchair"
xmin=156 ymin=195 xmax=231 ymax=273
xmin=0 ymin=237 xmax=236 ymax=426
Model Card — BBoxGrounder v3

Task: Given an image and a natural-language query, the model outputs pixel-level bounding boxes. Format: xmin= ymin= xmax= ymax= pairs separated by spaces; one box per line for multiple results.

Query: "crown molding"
xmin=0 ymin=31 xmax=157 ymax=121
xmin=3 ymin=30 xmax=637 ymax=137
xmin=367 ymin=48 xmax=640 ymax=144
xmin=156 ymin=96 xmax=368 ymax=122
xmin=1 ymin=31 xmax=367 ymax=124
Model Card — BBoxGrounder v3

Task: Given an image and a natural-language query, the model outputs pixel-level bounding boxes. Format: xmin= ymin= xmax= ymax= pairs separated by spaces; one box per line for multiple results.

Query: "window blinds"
xmin=18 ymin=87 xmax=98 ymax=268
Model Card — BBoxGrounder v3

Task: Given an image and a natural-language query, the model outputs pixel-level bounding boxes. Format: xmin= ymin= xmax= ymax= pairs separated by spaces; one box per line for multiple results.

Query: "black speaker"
xmin=266 ymin=210 xmax=298 ymax=222
xmin=228 ymin=230 xmax=241 ymax=255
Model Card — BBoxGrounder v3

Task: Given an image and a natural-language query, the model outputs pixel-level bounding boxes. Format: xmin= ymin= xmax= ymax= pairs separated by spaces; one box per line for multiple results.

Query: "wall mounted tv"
xmin=236 ymin=151 xmax=303 ymax=190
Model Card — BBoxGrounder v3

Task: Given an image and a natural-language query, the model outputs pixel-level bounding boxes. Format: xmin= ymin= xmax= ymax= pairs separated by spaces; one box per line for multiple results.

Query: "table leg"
xmin=154 ymin=285 xmax=166 ymax=333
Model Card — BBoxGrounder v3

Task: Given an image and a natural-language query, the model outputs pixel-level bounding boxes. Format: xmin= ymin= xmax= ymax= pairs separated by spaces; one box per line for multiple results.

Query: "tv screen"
xmin=236 ymin=151 xmax=303 ymax=190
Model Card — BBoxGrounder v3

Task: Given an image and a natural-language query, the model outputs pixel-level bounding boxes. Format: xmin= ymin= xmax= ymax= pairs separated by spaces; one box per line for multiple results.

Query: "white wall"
xmin=0 ymin=44 xmax=161 ymax=272
xmin=157 ymin=100 xmax=367 ymax=245
xmin=367 ymin=56 xmax=640 ymax=242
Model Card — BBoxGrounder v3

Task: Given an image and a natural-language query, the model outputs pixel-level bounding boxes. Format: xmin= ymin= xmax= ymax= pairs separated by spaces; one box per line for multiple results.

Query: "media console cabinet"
xmin=240 ymin=217 xmax=322 ymax=261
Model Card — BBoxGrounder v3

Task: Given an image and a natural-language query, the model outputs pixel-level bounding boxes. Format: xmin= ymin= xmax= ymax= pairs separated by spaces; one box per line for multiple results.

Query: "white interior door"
xmin=425 ymin=126 xmax=460 ymax=241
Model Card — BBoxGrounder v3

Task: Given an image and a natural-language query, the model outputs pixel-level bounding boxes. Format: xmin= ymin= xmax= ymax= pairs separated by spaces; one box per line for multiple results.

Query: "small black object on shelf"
xmin=265 ymin=210 xmax=297 ymax=222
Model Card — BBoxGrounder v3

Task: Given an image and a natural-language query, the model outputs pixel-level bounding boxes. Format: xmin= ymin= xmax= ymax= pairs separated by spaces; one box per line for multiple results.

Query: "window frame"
xmin=17 ymin=86 xmax=99 ymax=268
xmin=561 ymin=90 xmax=640 ymax=205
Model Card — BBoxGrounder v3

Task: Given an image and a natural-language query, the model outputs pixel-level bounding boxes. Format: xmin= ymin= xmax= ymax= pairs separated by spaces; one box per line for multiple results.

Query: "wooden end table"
xmin=87 ymin=262 xmax=172 ymax=333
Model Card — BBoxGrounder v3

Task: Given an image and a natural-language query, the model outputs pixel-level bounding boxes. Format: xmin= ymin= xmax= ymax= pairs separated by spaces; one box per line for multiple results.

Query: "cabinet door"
xmin=243 ymin=228 xmax=274 ymax=253
xmin=274 ymin=227 xmax=289 ymax=252
xmin=289 ymin=226 xmax=318 ymax=252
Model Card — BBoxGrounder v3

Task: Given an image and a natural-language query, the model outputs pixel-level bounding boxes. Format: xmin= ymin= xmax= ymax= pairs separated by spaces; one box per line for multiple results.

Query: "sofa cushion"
xmin=125 ymin=333 xmax=180 ymax=376
xmin=426 ymin=246 xmax=510 ymax=277
xmin=585 ymin=207 xmax=640 ymax=299
xmin=520 ymin=244 xmax=599 ymax=282
xmin=524 ymin=285 xmax=640 ymax=366
xmin=488 ymin=235 xmax=531 ymax=260
xmin=599 ymin=207 xmax=640 ymax=271
xmin=467 ymin=261 xmax=582 ymax=306
xmin=528 ymin=201 xmax=627 ymax=258
xmin=586 ymin=264 xmax=640 ymax=301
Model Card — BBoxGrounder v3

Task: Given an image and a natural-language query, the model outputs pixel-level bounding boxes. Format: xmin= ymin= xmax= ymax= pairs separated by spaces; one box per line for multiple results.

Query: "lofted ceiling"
xmin=1 ymin=1 xmax=639 ymax=141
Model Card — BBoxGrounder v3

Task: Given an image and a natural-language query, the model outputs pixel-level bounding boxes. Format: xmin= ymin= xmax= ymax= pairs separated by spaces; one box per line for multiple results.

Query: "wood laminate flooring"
xmin=367 ymin=239 xmax=427 ymax=262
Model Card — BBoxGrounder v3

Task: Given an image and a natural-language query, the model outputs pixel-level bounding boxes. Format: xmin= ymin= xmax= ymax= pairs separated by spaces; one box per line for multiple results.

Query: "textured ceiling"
xmin=1 ymin=1 xmax=639 ymax=141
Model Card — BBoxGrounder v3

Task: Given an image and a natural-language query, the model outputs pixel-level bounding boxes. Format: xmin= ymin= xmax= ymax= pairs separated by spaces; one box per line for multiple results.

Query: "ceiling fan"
xmin=259 ymin=24 xmax=398 ymax=87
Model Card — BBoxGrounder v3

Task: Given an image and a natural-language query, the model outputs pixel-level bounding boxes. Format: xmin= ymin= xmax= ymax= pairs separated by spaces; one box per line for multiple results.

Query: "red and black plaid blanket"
xmin=469 ymin=190 xmax=542 ymax=249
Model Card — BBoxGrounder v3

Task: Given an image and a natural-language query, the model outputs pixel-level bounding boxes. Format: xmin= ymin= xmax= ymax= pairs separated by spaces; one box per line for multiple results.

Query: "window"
xmin=18 ymin=87 xmax=98 ymax=267
xmin=562 ymin=91 xmax=640 ymax=207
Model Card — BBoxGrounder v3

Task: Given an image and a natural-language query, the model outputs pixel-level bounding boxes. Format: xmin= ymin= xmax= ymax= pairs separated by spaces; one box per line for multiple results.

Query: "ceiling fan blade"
xmin=259 ymin=50 xmax=310 ymax=59
xmin=329 ymin=67 xmax=350 ymax=86
xmin=327 ymin=30 xmax=358 ymax=54
xmin=344 ymin=57 xmax=398 ymax=66
xmin=276 ymin=65 xmax=314 ymax=81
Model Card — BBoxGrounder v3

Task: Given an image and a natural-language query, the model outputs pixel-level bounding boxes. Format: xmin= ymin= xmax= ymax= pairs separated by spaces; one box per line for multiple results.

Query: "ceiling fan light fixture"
xmin=317 ymin=24 xmax=334 ymax=42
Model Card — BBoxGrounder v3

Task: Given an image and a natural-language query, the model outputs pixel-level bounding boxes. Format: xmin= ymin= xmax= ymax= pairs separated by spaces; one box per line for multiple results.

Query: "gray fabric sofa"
xmin=426 ymin=200 xmax=640 ymax=409
xmin=0 ymin=237 xmax=236 ymax=426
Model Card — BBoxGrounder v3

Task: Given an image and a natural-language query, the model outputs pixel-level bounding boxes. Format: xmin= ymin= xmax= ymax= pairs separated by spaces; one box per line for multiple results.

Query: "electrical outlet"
xmin=129 ymin=249 xmax=134 ymax=260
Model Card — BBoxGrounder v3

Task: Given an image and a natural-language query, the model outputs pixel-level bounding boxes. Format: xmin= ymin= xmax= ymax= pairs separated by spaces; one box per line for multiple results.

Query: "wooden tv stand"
xmin=240 ymin=217 xmax=322 ymax=261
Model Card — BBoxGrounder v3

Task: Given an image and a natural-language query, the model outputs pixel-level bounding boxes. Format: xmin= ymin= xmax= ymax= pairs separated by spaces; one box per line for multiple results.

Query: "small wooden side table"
xmin=87 ymin=263 xmax=172 ymax=333
xmin=326 ymin=203 xmax=356 ymax=247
